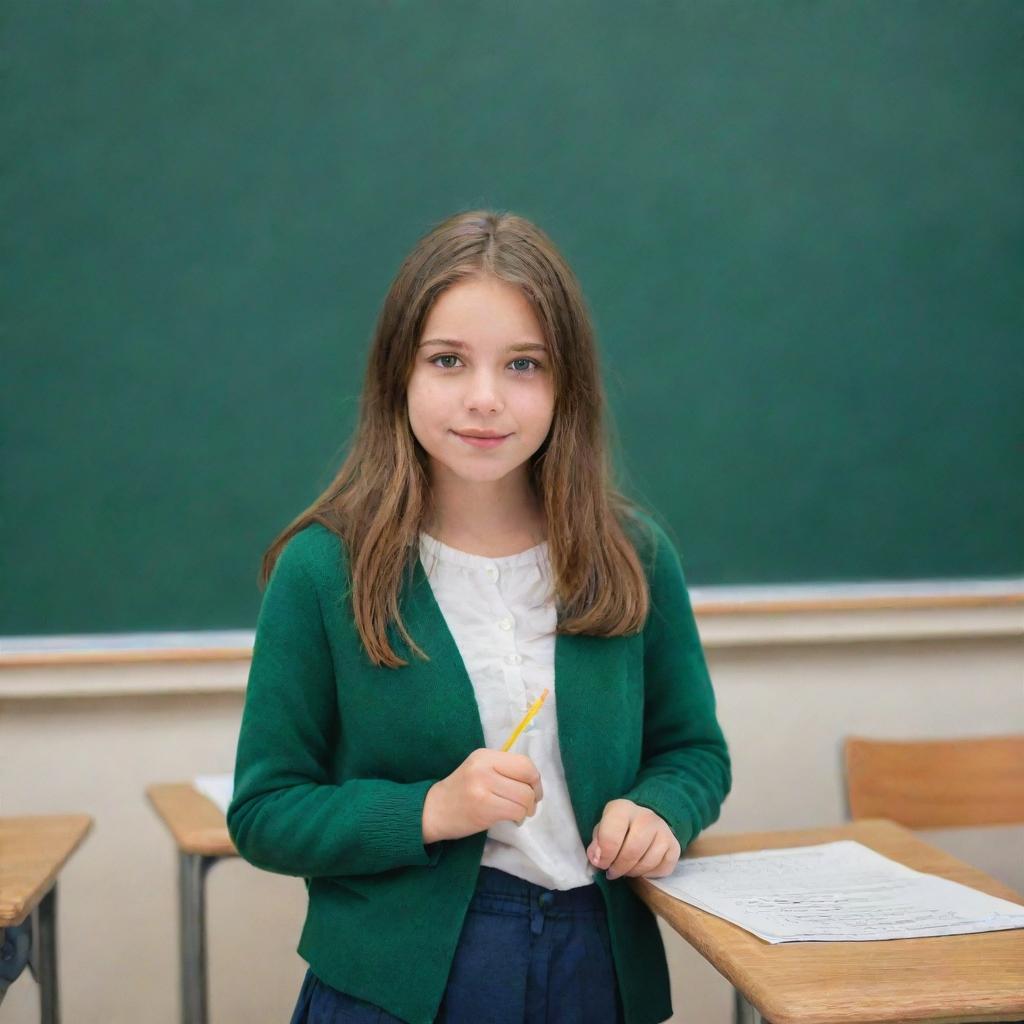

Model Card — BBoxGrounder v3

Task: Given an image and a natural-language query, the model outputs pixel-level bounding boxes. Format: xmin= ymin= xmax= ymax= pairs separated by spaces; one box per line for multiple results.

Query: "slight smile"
xmin=452 ymin=431 xmax=511 ymax=449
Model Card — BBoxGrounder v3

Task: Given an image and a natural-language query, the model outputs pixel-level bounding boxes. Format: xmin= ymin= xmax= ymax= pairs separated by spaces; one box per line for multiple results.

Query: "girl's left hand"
xmin=586 ymin=798 xmax=681 ymax=880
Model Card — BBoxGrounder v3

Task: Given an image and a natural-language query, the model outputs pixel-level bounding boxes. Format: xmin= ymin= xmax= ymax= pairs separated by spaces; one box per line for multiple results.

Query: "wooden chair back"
xmin=841 ymin=734 xmax=1024 ymax=828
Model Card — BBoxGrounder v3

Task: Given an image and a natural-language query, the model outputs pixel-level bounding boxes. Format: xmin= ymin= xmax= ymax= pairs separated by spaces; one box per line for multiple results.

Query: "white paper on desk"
xmin=647 ymin=840 xmax=1024 ymax=944
xmin=193 ymin=773 xmax=234 ymax=815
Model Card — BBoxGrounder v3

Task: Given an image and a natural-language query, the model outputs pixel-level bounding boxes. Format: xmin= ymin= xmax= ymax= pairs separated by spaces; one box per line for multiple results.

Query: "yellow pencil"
xmin=501 ymin=688 xmax=549 ymax=752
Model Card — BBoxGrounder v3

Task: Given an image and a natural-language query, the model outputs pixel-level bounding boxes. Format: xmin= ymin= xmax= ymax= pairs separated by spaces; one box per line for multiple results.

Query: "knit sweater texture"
xmin=227 ymin=511 xmax=731 ymax=1024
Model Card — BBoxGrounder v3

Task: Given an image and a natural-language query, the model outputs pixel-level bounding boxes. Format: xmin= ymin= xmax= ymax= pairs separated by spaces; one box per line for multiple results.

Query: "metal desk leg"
xmin=0 ymin=893 xmax=59 ymax=1022
xmin=178 ymin=853 xmax=217 ymax=1024
xmin=734 ymin=987 xmax=765 ymax=1024
xmin=34 ymin=885 xmax=59 ymax=1024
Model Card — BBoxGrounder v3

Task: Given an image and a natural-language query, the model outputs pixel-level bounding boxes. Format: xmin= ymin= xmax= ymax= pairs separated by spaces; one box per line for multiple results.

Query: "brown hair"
xmin=261 ymin=209 xmax=658 ymax=667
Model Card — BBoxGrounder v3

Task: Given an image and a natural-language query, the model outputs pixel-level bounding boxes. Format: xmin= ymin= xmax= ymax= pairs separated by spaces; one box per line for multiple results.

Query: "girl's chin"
xmin=430 ymin=457 xmax=526 ymax=482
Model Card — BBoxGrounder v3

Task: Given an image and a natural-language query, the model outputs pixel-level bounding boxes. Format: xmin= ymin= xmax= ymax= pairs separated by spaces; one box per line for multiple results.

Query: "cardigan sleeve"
xmin=226 ymin=532 xmax=445 ymax=877
xmin=623 ymin=519 xmax=732 ymax=849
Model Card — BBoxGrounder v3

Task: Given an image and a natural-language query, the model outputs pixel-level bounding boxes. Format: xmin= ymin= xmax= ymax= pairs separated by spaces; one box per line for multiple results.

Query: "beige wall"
xmin=2 ymin=602 xmax=1022 ymax=1023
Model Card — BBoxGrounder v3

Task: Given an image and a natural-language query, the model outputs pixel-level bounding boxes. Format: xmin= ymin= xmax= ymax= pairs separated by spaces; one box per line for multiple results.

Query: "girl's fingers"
xmin=651 ymin=850 xmax=678 ymax=877
xmin=592 ymin=806 xmax=632 ymax=870
xmin=493 ymin=790 xmax=531 ymax=824
xmin=647 ymin=840 xmax=682 ymax=878
xmin=492 ymin=775 xmax=537 ymax=816
xmin=607 ymin=825 xmax=658 ymax=879
xmin=629 ymin=836 xmax=671 ymax=878
xmin=637 ymin=832 xmax=682 ymax=878
xmin=590 ymin=829 xmax=625 ymax=869
xmin=591 ymin=804 xmax=677 ymax=877
xmin=591 ymin=836 xmax=622 ymax=869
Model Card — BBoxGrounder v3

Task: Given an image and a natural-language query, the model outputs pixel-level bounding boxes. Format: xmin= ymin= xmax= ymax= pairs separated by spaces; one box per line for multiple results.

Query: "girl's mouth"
xmin=453 ymin=432 xmax=510 ymax=449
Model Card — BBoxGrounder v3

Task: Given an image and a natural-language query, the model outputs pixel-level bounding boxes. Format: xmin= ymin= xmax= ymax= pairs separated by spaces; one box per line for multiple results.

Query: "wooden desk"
xmin=146 ymin=783 xmax=236 ymax=1024
xmin=145 ymin=791 xmax=1024 ymax=1024
xmin=631 ymin=819 xmax=1024 ymax=1024
xmin=0 ymin=814 xmax=93 ymax=1024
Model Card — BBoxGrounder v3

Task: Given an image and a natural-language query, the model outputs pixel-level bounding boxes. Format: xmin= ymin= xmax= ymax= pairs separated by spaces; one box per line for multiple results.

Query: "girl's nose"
xmin=464 ymin=376 xmax=503 ymax=413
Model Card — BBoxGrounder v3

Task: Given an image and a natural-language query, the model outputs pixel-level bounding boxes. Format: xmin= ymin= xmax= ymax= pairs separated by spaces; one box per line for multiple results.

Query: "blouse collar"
xmin=418 ymin=530 xmax=549 ymax=571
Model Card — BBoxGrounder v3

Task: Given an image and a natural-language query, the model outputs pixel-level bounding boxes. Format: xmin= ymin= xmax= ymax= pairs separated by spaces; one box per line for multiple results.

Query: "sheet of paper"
xmin=193 ymin=773 xmax=234 ymax=814
xmin=647 ymin=840 xmax=1024 ymax=943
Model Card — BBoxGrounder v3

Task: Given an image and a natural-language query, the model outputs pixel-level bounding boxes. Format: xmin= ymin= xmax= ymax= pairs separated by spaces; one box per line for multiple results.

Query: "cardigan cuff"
xmin=360 ymin=778 xmax=446 ymax=869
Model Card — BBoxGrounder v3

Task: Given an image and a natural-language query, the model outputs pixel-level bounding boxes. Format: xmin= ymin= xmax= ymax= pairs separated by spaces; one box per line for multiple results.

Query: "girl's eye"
xmin=510 ymin=357 xmax=540 ymax=374
xmin=429 ymin=355 xmax=542 ymax=375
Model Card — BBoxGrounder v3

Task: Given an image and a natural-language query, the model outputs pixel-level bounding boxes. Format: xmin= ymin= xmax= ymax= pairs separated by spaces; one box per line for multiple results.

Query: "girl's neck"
xmin=423 ymin=501 xmax=547 ymax=559
xmin=423 ymin=525 xmax=547 ymax=559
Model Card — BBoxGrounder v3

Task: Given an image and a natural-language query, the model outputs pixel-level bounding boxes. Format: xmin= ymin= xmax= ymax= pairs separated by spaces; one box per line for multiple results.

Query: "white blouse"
xmin=418 ymin=531 xmax=597 ymax=891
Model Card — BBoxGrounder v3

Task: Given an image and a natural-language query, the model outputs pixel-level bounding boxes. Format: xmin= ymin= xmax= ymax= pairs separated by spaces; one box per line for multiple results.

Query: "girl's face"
xmin=407 ymin=275 xmax=555 ymax=487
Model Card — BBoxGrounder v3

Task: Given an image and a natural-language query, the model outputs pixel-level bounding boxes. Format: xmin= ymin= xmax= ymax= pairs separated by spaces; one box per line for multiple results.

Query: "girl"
xmin=227 ymin=210 xmax=731 ymax=1024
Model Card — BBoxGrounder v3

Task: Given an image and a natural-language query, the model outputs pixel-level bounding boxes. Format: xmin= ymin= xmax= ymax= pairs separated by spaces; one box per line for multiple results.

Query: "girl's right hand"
xmin=423 ymin=748 xmax=544 ymax=843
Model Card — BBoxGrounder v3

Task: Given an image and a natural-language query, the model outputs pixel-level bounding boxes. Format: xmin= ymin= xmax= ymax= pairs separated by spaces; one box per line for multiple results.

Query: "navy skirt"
xmin=289 ymin=864 xmax=626 ymax=1023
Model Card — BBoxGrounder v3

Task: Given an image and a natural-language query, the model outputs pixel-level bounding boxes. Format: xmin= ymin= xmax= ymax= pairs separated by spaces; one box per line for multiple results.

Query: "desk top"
xmin=0 ymin=814 xmax=93 ymax=927
xmin=146 ymin=783 xmax=237 ymax=856
xmin=632 ymin=818 xmax=1024 ymax=1024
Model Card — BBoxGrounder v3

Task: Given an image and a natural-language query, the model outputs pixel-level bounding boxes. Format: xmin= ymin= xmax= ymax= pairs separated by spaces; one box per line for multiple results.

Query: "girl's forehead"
xmin=421 ymin=279 xmax=547 ymax=350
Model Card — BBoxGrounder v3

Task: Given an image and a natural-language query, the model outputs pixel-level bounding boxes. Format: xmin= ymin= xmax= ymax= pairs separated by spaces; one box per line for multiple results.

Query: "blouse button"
xmin=499 ymin=617 xmax=513 ymax=631
xmin=505 ymin=653 xmax=522 ymax=665
xmin=486 ymin=566 xmax=499 ymax=580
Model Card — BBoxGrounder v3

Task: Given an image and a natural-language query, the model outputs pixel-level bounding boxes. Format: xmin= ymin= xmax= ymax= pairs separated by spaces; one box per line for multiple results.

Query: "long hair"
xmin=260 ymin=209 xmax=657 ymax=668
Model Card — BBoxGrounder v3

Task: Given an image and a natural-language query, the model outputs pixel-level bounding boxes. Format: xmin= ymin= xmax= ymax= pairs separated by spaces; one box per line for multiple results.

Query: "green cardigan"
xmin=227 ymin=512 xmax=731 ymax=1024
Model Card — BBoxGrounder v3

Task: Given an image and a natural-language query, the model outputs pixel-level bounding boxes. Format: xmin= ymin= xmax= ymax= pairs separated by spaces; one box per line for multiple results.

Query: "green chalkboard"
xmin=3 ymin=1 xmax=1022 ymax=635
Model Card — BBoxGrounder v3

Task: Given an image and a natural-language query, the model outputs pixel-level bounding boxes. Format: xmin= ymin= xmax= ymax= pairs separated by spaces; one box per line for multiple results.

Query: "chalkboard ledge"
xmin=1 ymin=579 xmax=1021 ymax=699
